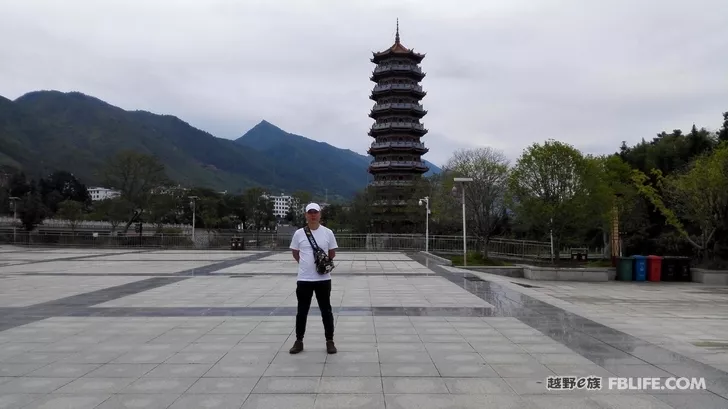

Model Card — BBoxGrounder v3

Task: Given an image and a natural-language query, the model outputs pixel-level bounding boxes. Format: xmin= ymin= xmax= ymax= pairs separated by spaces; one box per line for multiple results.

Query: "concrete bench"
xmin=692 ymin=269 xmax=728 ymax=285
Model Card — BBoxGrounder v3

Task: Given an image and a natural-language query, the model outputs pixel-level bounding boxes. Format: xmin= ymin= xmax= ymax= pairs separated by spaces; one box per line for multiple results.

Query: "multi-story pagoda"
xmin=367 ymin=20 xmax=429 ymax=233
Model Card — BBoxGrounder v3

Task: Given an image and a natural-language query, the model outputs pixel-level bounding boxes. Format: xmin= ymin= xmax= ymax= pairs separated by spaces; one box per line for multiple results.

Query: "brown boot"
xmin=326 ymin=340 xmax=337 ymax=354
xmin=289 ymin=340 xmax=303 ymax=354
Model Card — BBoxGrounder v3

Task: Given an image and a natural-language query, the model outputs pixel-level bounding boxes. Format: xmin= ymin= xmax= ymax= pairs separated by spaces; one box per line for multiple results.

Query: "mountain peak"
xmin=251 ymin=119 xmax=284 ymax=132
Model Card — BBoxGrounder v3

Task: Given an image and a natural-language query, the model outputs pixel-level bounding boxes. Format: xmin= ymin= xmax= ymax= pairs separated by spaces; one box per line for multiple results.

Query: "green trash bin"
xmin=617 ymin=257 xmax=633 ymax=281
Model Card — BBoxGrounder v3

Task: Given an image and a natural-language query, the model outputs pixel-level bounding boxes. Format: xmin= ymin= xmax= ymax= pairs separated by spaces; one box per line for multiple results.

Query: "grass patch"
xmin=449 ymin=252 xmax=513 ymax=267
xmin=585 ymin=259 xmax=614 ymax=268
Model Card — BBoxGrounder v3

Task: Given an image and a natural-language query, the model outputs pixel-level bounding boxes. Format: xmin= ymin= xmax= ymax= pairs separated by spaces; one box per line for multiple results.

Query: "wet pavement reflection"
xmin=410 ymin=253 xmax=728 ymax=405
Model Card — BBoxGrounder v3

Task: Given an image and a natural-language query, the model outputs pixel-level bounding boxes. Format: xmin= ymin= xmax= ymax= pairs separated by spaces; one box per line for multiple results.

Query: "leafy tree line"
xmin=3 ymin=111 xmax=727 ymax=267
xmin=306 ymin=111 xmax=728 ymax=267
xmin=0 ymin=151 xmax=282 ymax=235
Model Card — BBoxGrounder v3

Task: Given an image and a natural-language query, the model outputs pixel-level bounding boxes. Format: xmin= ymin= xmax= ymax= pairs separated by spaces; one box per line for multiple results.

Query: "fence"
xmin=0 ymin=229 xmax=604 ymax=260
xmin=0 ymin=217 xmax=192 ymax=234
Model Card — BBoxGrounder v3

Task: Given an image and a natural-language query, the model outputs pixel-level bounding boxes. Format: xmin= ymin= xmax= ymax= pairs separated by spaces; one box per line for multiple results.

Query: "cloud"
xmin=1 ymin=0 xmax=727 ymax=167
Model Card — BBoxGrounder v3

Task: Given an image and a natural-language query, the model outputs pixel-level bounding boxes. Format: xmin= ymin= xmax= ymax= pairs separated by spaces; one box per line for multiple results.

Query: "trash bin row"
xmin=617 ymin=255 xmax=691 ymax=282
xmin=230 ymin=237 xmax=245 ymax=250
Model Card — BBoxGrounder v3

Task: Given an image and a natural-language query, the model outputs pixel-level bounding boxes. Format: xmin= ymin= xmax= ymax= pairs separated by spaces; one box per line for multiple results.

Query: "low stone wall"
xmin=522 ymin=265 xmax=614 ymax=282
xmin=692 ymin=268 xmax=728 ymax=285
xmin=419 ymin=251 xmax=453 ymax=266
xmin=460 ymin=266 xmax=525 ymax=278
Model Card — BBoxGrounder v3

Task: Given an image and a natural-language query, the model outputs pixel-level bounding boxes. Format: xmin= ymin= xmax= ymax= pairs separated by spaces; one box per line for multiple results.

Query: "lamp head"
xmin=418 ymin=200 xmax=423 ymax=206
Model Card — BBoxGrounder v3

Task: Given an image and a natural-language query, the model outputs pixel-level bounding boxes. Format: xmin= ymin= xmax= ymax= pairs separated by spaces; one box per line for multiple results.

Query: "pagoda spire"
xmin=395 ymin=18 xmax=400 ymax=44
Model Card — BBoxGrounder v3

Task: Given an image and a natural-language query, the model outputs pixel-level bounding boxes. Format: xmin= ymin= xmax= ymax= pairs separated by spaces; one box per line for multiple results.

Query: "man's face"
xmin=305 ymin=209 xmax=320 ymax=223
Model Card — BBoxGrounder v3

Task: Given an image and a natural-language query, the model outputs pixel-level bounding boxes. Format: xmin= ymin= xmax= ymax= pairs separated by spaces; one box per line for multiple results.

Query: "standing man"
xmin=289 ymin=202 xmax=338 ymax=354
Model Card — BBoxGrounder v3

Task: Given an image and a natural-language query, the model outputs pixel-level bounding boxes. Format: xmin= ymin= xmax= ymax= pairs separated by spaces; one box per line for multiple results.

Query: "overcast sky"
xmin=2 ymin=0 xmax=727 ymax=167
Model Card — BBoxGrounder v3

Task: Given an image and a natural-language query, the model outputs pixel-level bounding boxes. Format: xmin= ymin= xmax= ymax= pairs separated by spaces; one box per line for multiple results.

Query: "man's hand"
xmin=292 ymin=249 xmax=300 ymax=263
xmin=328 ymin=249 xmax=335 ymax=260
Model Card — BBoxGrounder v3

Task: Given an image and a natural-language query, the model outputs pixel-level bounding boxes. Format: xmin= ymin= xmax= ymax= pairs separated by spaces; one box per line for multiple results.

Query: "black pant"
xmin=295 ymin=280 xmax=334 ymax=341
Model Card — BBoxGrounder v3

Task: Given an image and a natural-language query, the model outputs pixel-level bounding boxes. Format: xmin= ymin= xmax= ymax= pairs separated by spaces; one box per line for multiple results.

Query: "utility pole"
xmin=419 ymin=196 xmax=430 ymax=253
xmin=453 ymin=178 xmax=473 ymax=266
xmin=9 ymin=196 xmax=19 ymax=244
xmin=188 ymin=196 xmax=198 ymax=245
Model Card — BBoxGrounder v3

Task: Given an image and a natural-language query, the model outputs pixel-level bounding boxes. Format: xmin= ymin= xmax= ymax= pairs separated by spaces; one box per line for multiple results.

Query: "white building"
xmin=266 ymin=194 xmax=293 ymax=218
xmin=88 ymin=187 xmax=121 ymax=201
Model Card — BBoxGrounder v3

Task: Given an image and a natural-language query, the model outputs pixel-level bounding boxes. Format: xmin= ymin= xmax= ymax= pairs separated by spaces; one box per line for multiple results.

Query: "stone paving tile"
xmin=0 ymin=276 xmax=149 ymax=307
xmin=453 ymin=265 xmax=728 ymax=371
xmin=94 ymin=276 xmax=492 ymax=308
xmin=1 ymin=249 xmax=728 ymax=408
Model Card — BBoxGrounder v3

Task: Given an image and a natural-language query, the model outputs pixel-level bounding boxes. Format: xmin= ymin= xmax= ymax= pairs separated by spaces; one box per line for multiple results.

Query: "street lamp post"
xmin=452 ymin=177 xmax=473 ymax=266
xmin=549 ymin=217 xmax=554 ymax=263
xmin=188 ymin=196 xmax=198 ymax=245
xmin=418 ymin=196 xmax=430 ymax=253
xmin=9 ymin=196 xmax=19 ymax=244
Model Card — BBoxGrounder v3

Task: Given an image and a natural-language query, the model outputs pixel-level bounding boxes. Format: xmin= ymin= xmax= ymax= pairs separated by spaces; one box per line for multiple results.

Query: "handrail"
xmin=372 ymin=84 xmax=424 ymax=92
xmin=369 ymin=142 xmax=426 ymax=149
xmin=369 ymin=160 xmax=428 ymax=168
xmin=371 ymin=103 xmax=425 ymax=111
xmin=373 ymin=64 xmax=423 ymax=74
xmin=371 ymin=122 xmax=425 ymax=130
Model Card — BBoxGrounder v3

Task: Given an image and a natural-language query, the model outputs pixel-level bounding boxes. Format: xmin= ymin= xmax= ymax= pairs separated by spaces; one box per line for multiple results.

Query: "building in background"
xmin=366 ymin=20 xmax=430 ymax=233
xmin=88 ymin=187 xmax=121 ymax=201
xmin=261 ymin=193 xmax=293 ymax=219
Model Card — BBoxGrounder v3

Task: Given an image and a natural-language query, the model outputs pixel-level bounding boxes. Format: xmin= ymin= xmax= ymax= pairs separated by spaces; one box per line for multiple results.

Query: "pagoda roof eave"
xmin=371 ymin=48 xmax=426 ymax=61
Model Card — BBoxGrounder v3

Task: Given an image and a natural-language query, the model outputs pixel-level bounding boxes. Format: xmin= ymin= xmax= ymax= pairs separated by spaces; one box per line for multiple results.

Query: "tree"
xmin=8 ymin=171 xmax=31 ymax=198
xmin=633 ymin=142 xmax=728 ymax=262
xmin=89 ymin=197 xmax=135 ymax=233
xmin=17 ymin=184 xmax=48 ymax=232
xmin=199 ymin=196 xmax=222 ymax=232
xmin=147 ymin=193 xmax=181 ymax=231
xmin=39 ymin=171 xmax=90 ymax=214
xmin=719 ymin=112 xmax=728 ymax=142
xmin=593 ymin=154 xmax=650 ymax=256
xmin=252 ymin=195 xmax=274 ymax=232
xmin=443 ymin=147 xmax=510 ymax=257
xmin=507 ymin=140 xmax=606 ymax=260
xmin=56 ymin=200 xmax=85 ymax=232
xmin=345 ymin=188 xmax=375 ymax=234
xmin=223 ymin=194 xmax=247 ymax=230
xmin=101 ymin=150 xmax=169 ymax=232
xmin=285 ymin=190 xmax=313 ymax=227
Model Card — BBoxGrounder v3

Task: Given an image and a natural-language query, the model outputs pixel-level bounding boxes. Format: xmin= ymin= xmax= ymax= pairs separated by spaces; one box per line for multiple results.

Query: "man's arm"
xmin=290 ymin=230 xmax=300 ymax=263
xmin=328 ymin=230 xmax=338 ymax=260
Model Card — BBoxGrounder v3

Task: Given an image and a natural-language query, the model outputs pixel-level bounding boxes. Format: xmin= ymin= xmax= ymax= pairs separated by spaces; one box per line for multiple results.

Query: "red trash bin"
xmin=647 ymin=255 xmax=662 ymax=281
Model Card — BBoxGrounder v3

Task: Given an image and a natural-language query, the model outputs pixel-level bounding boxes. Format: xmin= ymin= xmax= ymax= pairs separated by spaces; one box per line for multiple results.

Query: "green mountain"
xmin=235 ymin=120 xmax=441 ymax=198
xmin=0 ymin=90 xmax=440 ymax=198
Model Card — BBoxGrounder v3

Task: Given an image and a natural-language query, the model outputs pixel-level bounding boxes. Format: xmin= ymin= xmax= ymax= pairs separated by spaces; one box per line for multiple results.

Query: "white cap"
xmin=305 ymin=203 xmax=321 ymax=212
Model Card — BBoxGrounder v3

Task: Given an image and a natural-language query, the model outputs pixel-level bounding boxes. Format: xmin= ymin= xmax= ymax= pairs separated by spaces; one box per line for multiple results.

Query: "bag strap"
xmin=303 ymin=226 xmax=322 ymax=253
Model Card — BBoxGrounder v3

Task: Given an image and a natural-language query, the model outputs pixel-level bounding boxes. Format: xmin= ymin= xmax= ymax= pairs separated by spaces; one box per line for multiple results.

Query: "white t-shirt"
xmin=290 ymin=225 xmax=339 ymax=281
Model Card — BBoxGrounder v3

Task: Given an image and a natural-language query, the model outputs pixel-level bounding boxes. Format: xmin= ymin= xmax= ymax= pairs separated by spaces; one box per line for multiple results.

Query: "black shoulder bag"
xmin=304 ymin=226 xmax=335 ymax=275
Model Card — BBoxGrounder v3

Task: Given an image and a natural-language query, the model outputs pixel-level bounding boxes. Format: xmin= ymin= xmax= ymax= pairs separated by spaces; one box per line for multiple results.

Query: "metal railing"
xmin=0 ymin=217 xmax=191 ymax=233
xmin=368 ymin=180 xmax=415 ymax=187
xmin=0 ymin=229 xmax=604 ymax=260
xmin=372 ymin=84 xmax=424 ymax=93
xmin=369 ymin=161 xmax=427 ymax=169
xmin=371 ymin=122 xmax=426 ymax=131
xmin=371 ymin=200 xmax=408 ymax=206
xmin=369 ymin=141 xmax=426 ymax=150
xmin=373 ymin=64 xmax=423 ymax=74
xmin=371 ymin=103 xmax=425 ymax=113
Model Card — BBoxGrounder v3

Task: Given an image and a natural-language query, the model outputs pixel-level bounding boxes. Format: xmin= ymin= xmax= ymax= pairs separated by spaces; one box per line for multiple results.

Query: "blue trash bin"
xmin=632 ymin=255 xmax=647 ymax=281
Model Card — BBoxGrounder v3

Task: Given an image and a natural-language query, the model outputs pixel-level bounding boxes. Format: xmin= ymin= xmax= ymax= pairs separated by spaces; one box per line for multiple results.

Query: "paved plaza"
xmin=0 ymin=245 xmax=726 ymax=408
